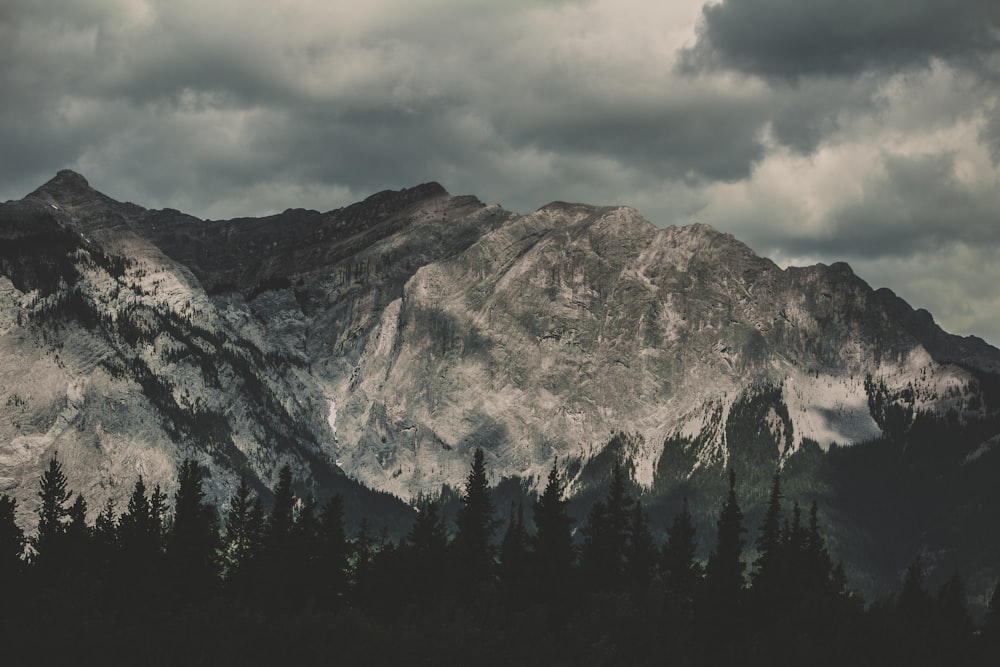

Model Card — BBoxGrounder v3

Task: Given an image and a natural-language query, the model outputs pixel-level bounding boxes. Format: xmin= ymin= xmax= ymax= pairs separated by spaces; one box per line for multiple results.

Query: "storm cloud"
xmin=1 ymin=0 xmax=998 ymax=345
xmin=684 ymin=0 xmax=1000 ymax=79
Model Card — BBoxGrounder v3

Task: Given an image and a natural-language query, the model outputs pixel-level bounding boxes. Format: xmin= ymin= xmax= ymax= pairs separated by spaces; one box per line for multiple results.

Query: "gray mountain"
xmin=2 ymin=171 xmax=999 ymax=593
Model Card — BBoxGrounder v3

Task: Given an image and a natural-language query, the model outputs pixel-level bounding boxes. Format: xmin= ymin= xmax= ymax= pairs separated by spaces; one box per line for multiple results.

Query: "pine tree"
xmin=289 ymin=495 xmax=321 ymax=607
xmin=661 ymin=498 xmax=701 ymax=607
xmin=33 ymin=453 xmax=73 ymax=571
xmin=751 ymin=470 xmax=783 ymax=598
xmin=0 ymin=494 xmax=25 ymax=582
xmin=318 ymin=495 xmax=349 ymax=607
xmin=581 ymin=461 xmax=632 ymax=590
xmin=119 ymin=477 xmax=158 ymax=561
xmin=453 ymin=448 xmax=498 ymax=590
xmin=705 ymin=469 xmax=746 ymax=605
xmin=803 ymin=500 xmax=834 ymax=593
xmin=93 ymin=497 xmax=118 ymax=576
xmin=352 ymin=518 xmax=376 ymax=603
xmin=64 ymin=494 xmax=91 ymax=574
xmin=222 ymin=476 xmax=264 ymax=586
xmin=166 ymin=458 xmax=219 ymax=604
xmin=532 ymin=461 xmax=575 ymax=596
xmin=499 ymin=502 xmax=531 ymax=593
xmin=268 ymin=464 xmax=295 ymax=545
xmin=626 ymin=501 xmax=657 ymax=586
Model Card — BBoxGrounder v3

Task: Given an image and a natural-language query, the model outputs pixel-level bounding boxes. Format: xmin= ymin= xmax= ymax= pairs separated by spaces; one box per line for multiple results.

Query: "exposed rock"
xmin=1 ymin=171 xmax=998 ymax=537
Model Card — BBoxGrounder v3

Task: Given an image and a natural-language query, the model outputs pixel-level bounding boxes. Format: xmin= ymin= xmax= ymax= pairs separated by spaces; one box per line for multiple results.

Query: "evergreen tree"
xmin=92 ymin=497 xmax=118 ymax=577
xmin=453 ymin=448 xmax=498 ymax=589
xmin=499 ymin=502 xmax=531 ymax=593
xmin=64 ymin=494 xmax=91 ymax=574
xmin=165 ymin=458 xmax=219 ymax=604
xmin=318 ymin=495 xmax=349 ymax=607
xmin=751 ymin=470 xmax=783 ymax=598
xmin=626 ymin=501 xmax=657 ymax=586
xmin=705 ymin=469 xmax=746 ymax=605
xmin=0 ymin=494 xmax=25 ymax=582
xmin=532 ymin=461 xmax=575 ymax=596
xmin=352 ymin=518 xmax=377 ymax=603
xmin=119 ymin=477 xmax=158 ymax=561
xmin=803 ymin=500 xmax=834 ymax=593
xmin=580 ymin=462 xmax=632 ymax=590
xmin=221 ymin=476 xmax=264 ymax=586
xmin=268 ymin=464 xmax=295 ymax=545
xmin=289 ymin=495 xmax=322 ymax=606
xmin=33 ymin=453 xmax=72 ymax=571
xmin=661 ymin=498 xmax=701 ymax=607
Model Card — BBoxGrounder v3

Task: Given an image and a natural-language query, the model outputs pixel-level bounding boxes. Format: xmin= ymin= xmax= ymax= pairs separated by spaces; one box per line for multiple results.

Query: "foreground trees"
xmin=2 ymin=452 xmax=998 ymax=667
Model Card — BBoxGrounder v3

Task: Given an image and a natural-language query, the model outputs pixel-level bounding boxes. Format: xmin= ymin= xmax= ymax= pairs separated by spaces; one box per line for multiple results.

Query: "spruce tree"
xmin=803 ymin=500 xmax=834 ymax=593
xmin=34 ymin=453 xmax=72 ymax=572
xmin=751 ymin=470 xmax=783 ymax=599
xmin=166 ymin=458 xmax=219 ymax=604
xmin=499 ymin=502 xmax=531 ymax=593
xmin=64 ymin=494 xmax=91 ymax=574
xmin=318 ymin=495 xmax=349 ymax=607
xmin=705 ymin=469 xmax=746 ymax=606
xmin=532 ymin=461 xmax=575 ymax=596
xmin=222 ymin=476 xmax=264 ymax=586
xmin=661 ymin=498 xmax=700 ymax=607
xmin=119 ymin=477 xmax=157 ymax=561
xmin=453 ymin=448 xmax=498 ymax=589
xmin=268 ymin=464 xmax=295 ymax=545
xmin=581 ymin=461 xmax=632 ymax=590
xmin=626 ymin=501 xmax=657 ymax=586
xmin=289 ymin=495 xmax=321 ymax=606
xmin=0 ymin=494 xmax=25 ymax=582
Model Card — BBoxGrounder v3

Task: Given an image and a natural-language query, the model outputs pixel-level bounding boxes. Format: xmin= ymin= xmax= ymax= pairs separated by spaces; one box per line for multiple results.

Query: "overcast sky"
xmin=3 ymin=0 xmax=999 ymax=346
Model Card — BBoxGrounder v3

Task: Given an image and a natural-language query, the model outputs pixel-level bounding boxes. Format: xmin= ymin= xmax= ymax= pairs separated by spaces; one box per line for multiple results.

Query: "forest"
xmin=1 ymin=450 xmax=999 ymax=666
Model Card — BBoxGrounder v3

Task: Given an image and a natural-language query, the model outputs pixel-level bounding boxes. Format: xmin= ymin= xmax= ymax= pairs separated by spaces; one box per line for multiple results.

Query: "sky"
xmin=2 ymin=0 xmax=999 ymax=346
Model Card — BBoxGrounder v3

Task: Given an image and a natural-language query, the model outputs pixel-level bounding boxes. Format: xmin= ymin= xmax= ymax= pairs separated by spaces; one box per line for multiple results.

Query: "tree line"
xmin=1 ymin=449 xmax=999 ymax=666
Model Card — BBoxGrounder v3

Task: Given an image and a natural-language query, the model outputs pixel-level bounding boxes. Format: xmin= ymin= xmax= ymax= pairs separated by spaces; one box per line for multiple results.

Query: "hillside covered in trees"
xmin=2 ymin=451 xmax=999 ymax=666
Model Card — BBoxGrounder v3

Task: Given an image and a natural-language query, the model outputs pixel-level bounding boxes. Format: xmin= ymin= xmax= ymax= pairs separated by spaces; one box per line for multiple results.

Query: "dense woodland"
xmin=2 ymin=450 xmax=999 ymax=666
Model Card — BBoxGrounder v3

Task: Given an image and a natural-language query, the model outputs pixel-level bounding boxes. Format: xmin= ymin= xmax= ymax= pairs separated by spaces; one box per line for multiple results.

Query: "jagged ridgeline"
xmin=1 ymin=170 xmax=1000 ymax=599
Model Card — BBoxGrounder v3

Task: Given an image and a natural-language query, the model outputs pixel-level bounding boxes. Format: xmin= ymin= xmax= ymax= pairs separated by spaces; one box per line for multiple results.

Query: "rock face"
xmin=2 ymin=171 xmax=999 ymax=536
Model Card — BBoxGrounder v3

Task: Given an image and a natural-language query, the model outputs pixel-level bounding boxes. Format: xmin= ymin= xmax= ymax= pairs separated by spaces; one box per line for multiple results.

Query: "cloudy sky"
xmin=3 ymin=0 xmax=999 ymax=345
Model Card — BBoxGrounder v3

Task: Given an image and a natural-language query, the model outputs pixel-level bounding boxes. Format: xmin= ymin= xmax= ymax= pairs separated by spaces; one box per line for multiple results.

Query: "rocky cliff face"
xmin=2 ymin=171 xmax=999 ymax=533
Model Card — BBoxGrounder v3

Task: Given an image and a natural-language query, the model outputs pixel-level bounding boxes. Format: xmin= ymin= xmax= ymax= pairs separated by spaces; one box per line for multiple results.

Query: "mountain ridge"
xmin=2 ymin=172 xmax=999 ymax=597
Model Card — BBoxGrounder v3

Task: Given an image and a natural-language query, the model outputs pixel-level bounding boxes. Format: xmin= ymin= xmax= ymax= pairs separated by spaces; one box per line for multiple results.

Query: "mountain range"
xmin=2 ymin=170 xmax=999 ymax=598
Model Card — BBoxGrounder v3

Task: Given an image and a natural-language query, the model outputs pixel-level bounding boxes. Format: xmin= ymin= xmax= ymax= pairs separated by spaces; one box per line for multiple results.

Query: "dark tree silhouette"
xmin=704 ymin=469 xmax=747 ymax=607
xmin=626 ymin=501 xmax=657 ymax=586
xmin=499 ymin=502 xmax=531 ymax=594
xmin=752 ymin=470 xmax=783 ymax=600
xmin=0 ymin=494 xmax=24 ymax=582
xmin=165 ymin=458 xmax=219 ymax=604
xmin=453 ymin=448 xmax=498 ymax=590
xmin=221 ymin=476 xmax=264 ymax=591
xmin=581 ymin=461 xmax=632 ymax=590
xmin=318 ymin=495 xmax=349 ymax=607
xmin=33 ymin=453 xmax=72 ymax=572
xmin=532 ymin=461 xmax=575 ymax=597
xmin=661 ymin=498 xmax=701 ymax=608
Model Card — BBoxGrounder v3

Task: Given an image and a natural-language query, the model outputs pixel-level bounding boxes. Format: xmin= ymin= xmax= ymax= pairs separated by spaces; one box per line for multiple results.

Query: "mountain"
xmin=2 ymin=170 xmax=999 ymax=595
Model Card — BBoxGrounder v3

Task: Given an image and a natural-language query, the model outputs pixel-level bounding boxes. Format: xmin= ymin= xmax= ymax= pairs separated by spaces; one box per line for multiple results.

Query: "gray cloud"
xmin=683 ymin=0 xmax=1000 ymax=80
xmin=0 ymin=1 xmax=998 ymax=345
xmin=779 ymin=152 xmax=1000 ymax=259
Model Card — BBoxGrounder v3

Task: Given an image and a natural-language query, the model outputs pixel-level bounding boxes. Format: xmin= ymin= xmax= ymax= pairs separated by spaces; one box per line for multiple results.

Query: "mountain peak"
xmin=31 ymin=169 xmax=92 ymax=197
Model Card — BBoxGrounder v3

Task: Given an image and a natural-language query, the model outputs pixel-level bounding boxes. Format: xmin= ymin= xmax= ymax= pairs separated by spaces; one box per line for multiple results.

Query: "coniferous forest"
xmin=2 ymin=450 xmax=1000 ymax=666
